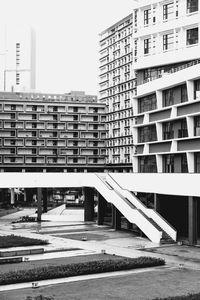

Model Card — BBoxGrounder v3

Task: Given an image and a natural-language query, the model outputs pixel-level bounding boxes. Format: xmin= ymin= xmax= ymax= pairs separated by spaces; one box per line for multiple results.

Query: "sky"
xmin=0 ymin=0 xmax=134 ymax=95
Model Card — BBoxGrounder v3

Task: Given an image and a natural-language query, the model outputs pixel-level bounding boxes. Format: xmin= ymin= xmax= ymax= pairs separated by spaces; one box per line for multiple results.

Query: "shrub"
xmin=0 ymin=256 xmax=165 ymax=285
xmin=26 ymin=296 xmax=54 ymax=300
xmin=0 ymin=235 xmax=48 ymax=248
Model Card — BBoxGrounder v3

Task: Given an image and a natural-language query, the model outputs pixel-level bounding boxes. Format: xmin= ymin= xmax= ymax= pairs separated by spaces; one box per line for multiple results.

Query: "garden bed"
xmin=0 ymin=235 xmax=48 ymax=248
xmin=0 ymin=256 xmax=165 ymax=285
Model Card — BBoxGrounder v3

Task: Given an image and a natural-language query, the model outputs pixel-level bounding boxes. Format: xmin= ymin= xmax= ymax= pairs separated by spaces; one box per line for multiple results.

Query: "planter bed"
xmin=0 ymin=256 xmax=165 ymax=285
xmin=0 ymin=235 xmax=48 ymax=248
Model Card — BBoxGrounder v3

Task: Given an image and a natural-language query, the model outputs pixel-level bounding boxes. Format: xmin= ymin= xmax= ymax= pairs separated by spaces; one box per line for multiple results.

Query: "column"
xmin=37 ymin=188 xmax=42 ymax=222
xmin=97 ymin=193 xmax=107 ymax=225
xmin=10 ymin=188 xmax=15 ymax=205
xmin=83 ymin=187 xmax=94 ymax=222
xmin=24 ymin=189 xmax=27 ymax=202
xmin=112 ymin=205 xmax=121 ymax=230
xmin=127 ymin=220 xmax=132 ymax=230
xmin=43 ymin=188 xmax=48 ymax=213
xmin=154 ymin=193 xmax=160 ymax=213
xmin=188 ymin=196 xmax=197 ymax=245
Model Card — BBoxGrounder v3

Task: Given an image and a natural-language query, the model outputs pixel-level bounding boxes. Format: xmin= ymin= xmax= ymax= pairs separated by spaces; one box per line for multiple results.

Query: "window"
xmin=178 ymin=120 xmax=188 ymax=138
xmin=139 ymin=156 xmax=157 ymax=173
xmin=32 ymin=123 xmax=37 ymax=129
xmin=138 ymin=125 xmax=157 ymax=143
xmin=32 ymin=149 xmax=37 ymax=154
xmin=139 ymin=94 xmax=157 ymax=113
xmin=144 ymin=9 xmax=150 ymax=25
xmin=31 ymin=131 xmax=37 ymax=137
xmin=16 ymin=73 xmax=20 ymax=85
xmin=73 ymin=107 xmax=78 ymax=113
xmin=163 ymin=122 xmax=174 ymax=140
xmin=186 ymin=28 xmax=199 ymax=45
xmin=195 ymin=153 xmax=200 ymax=172
xmin=163 ymin=155 xmax=174 ymax=173
xmin=181 ymin=154 xmax=188 ymax=173
xmin=163 ymin=33 xmax=174 ymax=51
xmin=187 ymin=0 xmax=198 ymax=13
xmin=181 ymin=85 xmax=188 ymax=103
xmin=163 ymin=2 xmax=174 ymax=20
xmin=194 ymin=79 xmax=200 ymax=99
xmin=194 ymin=115 xmax=200 ymax=136
xmin=163 ymin=89 xmax=174 ymax=106
xmin=144 ymin=38 xmax=150 ymax=54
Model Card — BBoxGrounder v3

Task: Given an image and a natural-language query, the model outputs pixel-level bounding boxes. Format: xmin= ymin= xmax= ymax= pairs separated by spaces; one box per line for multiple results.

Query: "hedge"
xmin=153 ymin=293 xmax=200 ymax=300
xmin=0 ymin=235 xmax=48 ymax=248
xmin=0 ymin=256 xmax=165 ymax=285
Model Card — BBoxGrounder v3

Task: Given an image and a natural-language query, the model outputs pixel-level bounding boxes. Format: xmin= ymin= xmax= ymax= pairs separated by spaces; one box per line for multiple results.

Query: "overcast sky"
xmin=1 ymin=0 xmax=134 ymax=95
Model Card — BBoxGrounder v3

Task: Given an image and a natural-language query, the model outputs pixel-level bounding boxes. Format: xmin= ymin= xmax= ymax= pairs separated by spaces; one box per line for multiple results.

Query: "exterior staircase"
xmin=95 ymin=174 xmax=177 ymax=244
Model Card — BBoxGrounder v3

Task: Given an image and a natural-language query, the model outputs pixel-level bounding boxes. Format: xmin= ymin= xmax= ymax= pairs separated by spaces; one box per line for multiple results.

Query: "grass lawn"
xmin=0 ymin=235 xmax=48 ymax=248
xmin=1 ymin=268 xmax=200 ymax=300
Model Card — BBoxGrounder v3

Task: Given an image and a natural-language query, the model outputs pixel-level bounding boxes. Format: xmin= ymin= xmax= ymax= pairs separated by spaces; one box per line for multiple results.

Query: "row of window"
xmin=142 ymin=0 xmax=198 ymax=26
xmin=143 ymin=27 xmax=199 ymax=55
xmin=138 ymin=116 xmax=200 ymax=143
xmin=138 ymin=80 xmax=200 ymax=114
xmin=138 ymin=152 xmax=200 ymax=173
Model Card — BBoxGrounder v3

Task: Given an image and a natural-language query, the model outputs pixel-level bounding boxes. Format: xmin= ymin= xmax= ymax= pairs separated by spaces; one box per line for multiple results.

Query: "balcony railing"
xmin=138 ymin=59 xmax=200 ymax=86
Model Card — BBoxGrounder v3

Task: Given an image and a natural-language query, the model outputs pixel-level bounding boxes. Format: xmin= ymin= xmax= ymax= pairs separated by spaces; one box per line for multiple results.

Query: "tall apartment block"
xmin=99 ymin=14 xmax=135 ymax=172
xmin=0 ymin=91 xmax=106 ymax=172
xmin=0 ymin=25 xmax=36 ymax=92
xmin=132 ymin=0 xmax=200 ymax=174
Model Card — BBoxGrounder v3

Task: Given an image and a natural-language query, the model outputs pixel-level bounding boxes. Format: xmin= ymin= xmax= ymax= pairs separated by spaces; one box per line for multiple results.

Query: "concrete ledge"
xmin=0 ymin=248 xmax=44 ymax=257
xmin=0 ymin=256 xmax=23 ymax=264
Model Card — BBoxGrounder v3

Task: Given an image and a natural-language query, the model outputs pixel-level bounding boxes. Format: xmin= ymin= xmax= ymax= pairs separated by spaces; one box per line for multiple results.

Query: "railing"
xmin=138 ymin=59 xmax=200 ymax=86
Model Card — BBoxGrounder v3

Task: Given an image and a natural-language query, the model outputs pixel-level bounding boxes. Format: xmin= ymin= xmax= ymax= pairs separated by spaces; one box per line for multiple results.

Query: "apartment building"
xmin=132 ymin=0 xmax=200 ymax=174
xmin=99 ymin=14 xmax=135 ymax=172
xmin=0 ymin=25 xmax=36 ymax=92
xmin=0 ymin=91 xmax=106 ymax=172
xmin=131 ymin=0 xmax=200 ymax=243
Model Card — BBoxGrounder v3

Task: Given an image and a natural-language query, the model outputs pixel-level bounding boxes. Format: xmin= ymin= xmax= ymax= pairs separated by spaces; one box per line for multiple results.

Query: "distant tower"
xmin=1 ymin=25 xmax=36 ymax=92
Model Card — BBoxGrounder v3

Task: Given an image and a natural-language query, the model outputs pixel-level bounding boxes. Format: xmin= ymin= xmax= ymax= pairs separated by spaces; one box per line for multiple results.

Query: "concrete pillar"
xmin=112 ymin=205 xmax=121 ymax=230
xmin=97 ymin=193 xmax=107 ymax=225
xmin=43 ymin=188 xmax=48 ymax=213
xmin=127 ymin=220 xmax=132 ymax=230
xmin=37 ymin=188 xmax=42 ymax=222
xmin=83 ymin=187 xmax=94 ymax=222
xmin=10 ymin=188 xmax=15 ymax=205
xmin=24 ymin=189 xmax=27 ymax=202
xmin=188 ymin=196 xmax=197 ymax=245
xmin=154 ymin=193 xmax=160 ymax=212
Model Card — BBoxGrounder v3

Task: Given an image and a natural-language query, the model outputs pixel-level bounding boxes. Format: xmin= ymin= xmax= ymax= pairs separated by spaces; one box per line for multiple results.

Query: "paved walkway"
xmin=1 ymin=208 xmax=200 ymax=295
